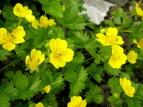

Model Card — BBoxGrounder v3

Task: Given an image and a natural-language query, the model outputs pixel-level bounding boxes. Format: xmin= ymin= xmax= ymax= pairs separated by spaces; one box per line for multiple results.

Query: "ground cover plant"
xmin=0 ymin=0 xmax=143 ymax=106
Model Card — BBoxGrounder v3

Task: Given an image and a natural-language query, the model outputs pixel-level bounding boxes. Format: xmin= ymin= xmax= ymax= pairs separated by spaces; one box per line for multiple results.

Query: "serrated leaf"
xmin=42 ymin=1 xmax=63 ymax=17
xmin=85 ymin=85 xmax=103 ymax=104
xmin=71 ymin=52 xmax=84 ymax=65
xmin=0 ymin=49 xmax=11 ymax=61
xmin=70 ymin=82 xmax=85 ymax=96
xmin=33 ymin=27 xmax=50 ymax=48
xmin=18 ymin=90 xmax=35 ymax=101
xmin=108 ymin=96 xmax=123 ymax=106
xmin=0 ymin=82 xmax=18 ymax=100
xmin=120 ymin=72 xmax=130 ymax=80
xmin=42 ymin=93 xmax=58 ymax=107
xmin=2 ymin=5 xmax=16 ymax=20
xmin=57 ymin=1 xmax=85 ymax=30
xmin=14 ymin=71 xmax=29 ymax=90
xmin=125 ymin=96 xmax=141 ymax=107
xmin=65 ymin=67 xmax=87 ymax=96
xmin=51 ymin=73 xmax=64 ymax=89
xmin=86 ymin=63 xmax=103 ymax=83
xmin=0 ymin=96 xmax=10 ymax=107
xmin=108 ymin=77 xmax=122 ymax=94
xmin=38 ymin=0 xmax=49 ymax=5
xmin=28 ymin=75 xmax=41 ymax=92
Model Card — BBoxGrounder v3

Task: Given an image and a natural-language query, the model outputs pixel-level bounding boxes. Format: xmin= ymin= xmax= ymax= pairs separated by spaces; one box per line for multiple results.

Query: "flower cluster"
xmin=13 ymin=3 xmax=35 ymax=22
xmin=49 ymin=38 xmax=74 ymax=69
xmin=127 ymin=50 xmax=138 ymax=64
xmin=67 ymin=96 xmax=87 ymax=107
xmin=0 ymin=26 xmax=26 ymax=51
xmin=108 ymin=45 xmax=127 ymax=68
xmin=96 ymin=27 xmax=124 ymax=46
xmin=26 ymin=49 xmax=45 ymax=72
xmin=32 ymin=15 xmax=56 ymax=29
xmin=135 ymin=3 xmax=143 ymax=20
xmin=120 ymin=77 xmax=135 ymax=97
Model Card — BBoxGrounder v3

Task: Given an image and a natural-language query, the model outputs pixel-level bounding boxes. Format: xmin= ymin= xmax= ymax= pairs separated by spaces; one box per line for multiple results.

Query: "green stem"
xmin=0 ymin=60 xmax=17 ymax=71
xmin=18 ymin=18 xmax=22 ymax=26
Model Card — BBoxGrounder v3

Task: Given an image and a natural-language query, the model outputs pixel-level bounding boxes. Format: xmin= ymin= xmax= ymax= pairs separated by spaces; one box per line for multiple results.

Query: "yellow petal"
xmin=25 ymin=15 xmax=35 ymax=22
xmin=43 ymin=85 xmax=51 ymax=93
xmin=116 ymin=36 xmax=124 ymax=44
xmin=136 ymin=4 xmax=143 ymax=17
xmin=36 ymin=102 xmax=44 ymax=107
xmin=0 ymin=28 xmax=7 ymax=44
xmin=61 ymin=48 xmax=74 ymax=62
xmin=127 ymin=50 xmax=138 ymax=64
xmin=40 ymin=15 xmax=49 ymax=28
xmin=2 ymin=43 xmax=15 ymax=51
xmin=106 ymin=27 xmax=118 ymax=36
xmin=50 ymin=53 xmax=66 ymax=68
xmin=11 ymin=26 xmax=26 ymax=37
xmin=32 ymin=20 xmax=40 ymax=29
xmin=13 ymin=3 xmax=24 ymax=17
xmin=96 ymin=33 xmax=108 ymax=46
xmin=79 ymin=100 xmax=87 ymax=107
xmin=49 ymin=38 xmax=67 ymax=52
xmin=38 ymin=54 xmax=45 ymax=64
xmin=48 ymin=19 xmax=56 ymax=26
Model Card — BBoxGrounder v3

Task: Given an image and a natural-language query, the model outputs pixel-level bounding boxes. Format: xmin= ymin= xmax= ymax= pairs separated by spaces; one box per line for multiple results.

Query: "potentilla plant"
xmin=0 ymin=0 xmax=143 ymax=107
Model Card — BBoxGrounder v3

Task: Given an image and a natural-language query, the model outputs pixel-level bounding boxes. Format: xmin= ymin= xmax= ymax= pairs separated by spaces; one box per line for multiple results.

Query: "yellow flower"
xmin=96 ymin=27 xmax=124 ymax=46
xmin=108 ymin=45 xmax=127 ymax=68
xmin=36 ymin=102 xmax=44 ymax=107
xmin=49 ymin=38 xmax=74 ymax=69
xmin=120 ymin=78 xmax=135 ymax=97
xmin=62 ymin=5 xmax=65 ymax=11
xmin=13 ymin=3 xmax=35 ymax=22
xmin=133 ymin=38 xmax=143 ymax=48
xmin=135 ymin=4 xmax=143 ymax=20
xmin=32 ymin=15 xmax=56 ymax=29
xmin=43 ymin=85 xmax=51 ymax=93
xmin=127 ymin=50 xmax=138 ymax=64
xmin=67 ymin=96 xmax=87 ymax=107
xmin=11 ymin=26 xmax=26 ymax=43
xmin=0 ymin=26 xmax=26 ymax=51
xmin=26 ymin=49 xmax=45 ymax=71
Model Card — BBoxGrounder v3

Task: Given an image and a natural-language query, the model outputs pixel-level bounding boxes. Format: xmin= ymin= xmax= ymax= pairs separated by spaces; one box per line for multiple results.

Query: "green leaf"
xmin=4 ymin=71 xmax=14 ymax=79
xmin=85 ymin=84 xmax=103 ymax=104
xmin=86 ymin=63 xmax=103 ymax=83
xmin=120 ymin=72 xmax=130 ymax=80
xmin=51 ymin=73 xmax=64 ymax=89
xmin=108 ymin=77 xmax=122 ymax=94
xmin=71 ymin=52 xmax=84 ymax=65
xmin=0 ymin=96 xmax=10 ymax=107
xmin=57 ymin=1 xmax=85 ymax=30
xmin=108 ymin=95 xmax=123 ymax=106
xmin=0 ymin=49 xmax=11 ymax=61
xmin=14 ymin=71 xmax=29 ymax=90
xmin=104 ymin=63 xmax=121 ymax=76
xmin=33 ymin=27 xmax=50 ymax=48
xmin=42 ymin=0 xmax=63 ymax=17
xmin=42 ymin=93 xmax=58 ymax=107
xmin=125 ymin=96 xmax=141 ymax=107
xmin=2 ymin=5 xmax=16 ymax=20
xmin=38 ymin=0 xmax=49 ymax=5
xmin=28 ymin=75 xmax=41 ymax=92
xmin=0 ymin=82 xmax=18 ymax=100
xmin=65 ymin=66 xmax=88 ymax=96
